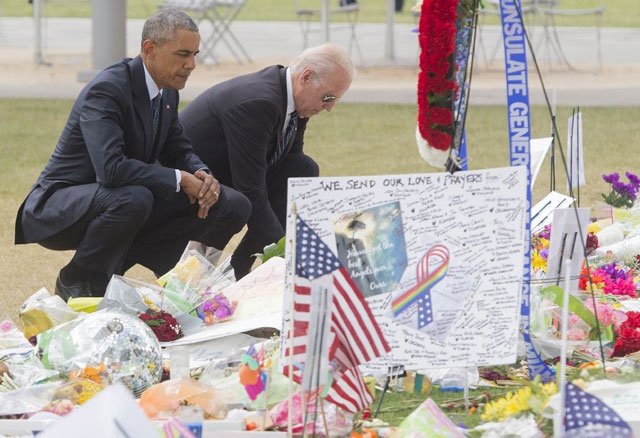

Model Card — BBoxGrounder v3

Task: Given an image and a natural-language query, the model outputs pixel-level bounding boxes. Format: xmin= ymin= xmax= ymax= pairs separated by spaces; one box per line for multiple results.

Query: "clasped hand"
xmin=180 ymin=170 xmax=221 ymax=219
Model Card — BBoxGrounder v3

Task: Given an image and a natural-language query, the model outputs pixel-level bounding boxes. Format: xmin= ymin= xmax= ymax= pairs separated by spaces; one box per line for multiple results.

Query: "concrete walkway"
xmin=0 ymin=17 xmax=639 ymax=106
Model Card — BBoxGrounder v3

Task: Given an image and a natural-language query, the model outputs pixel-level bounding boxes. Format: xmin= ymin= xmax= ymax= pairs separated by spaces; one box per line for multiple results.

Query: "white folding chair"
xmin=293 ymin=0 xmax=363 ymax=64
xmin=160 ymin=0 xmax=251 ymax=64
xmin=207 ymin=0 xmax=251 ymax=64
xmin=476 ymin=0 xmax=537 ymax=69
xmin=538 ymin=0 xmax=605 ymax=72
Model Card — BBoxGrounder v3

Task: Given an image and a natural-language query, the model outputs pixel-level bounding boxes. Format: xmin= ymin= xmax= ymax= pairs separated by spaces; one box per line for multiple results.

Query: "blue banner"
xmin=454 ymin=15 xmax=471 ymax=170
xmin=458 ymin=131 xmax=468 ymax=170
xmin=499 ymin=0 xmax=555 ymax=382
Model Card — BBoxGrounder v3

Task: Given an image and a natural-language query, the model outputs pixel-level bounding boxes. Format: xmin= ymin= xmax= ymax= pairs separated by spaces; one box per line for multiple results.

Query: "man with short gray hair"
xmin=15 ymin=8 xmax=250 ymax=300
xmin=181 ymin=43 xmax=354 ymax=278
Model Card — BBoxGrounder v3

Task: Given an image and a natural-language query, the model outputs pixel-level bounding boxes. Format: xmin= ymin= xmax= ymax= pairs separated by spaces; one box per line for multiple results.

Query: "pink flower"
xmin=603 ymin=277 xmax=637 ymax=298
xmin=0 ymin=320 xmax=15 ymax=332
xmin=567 ymin=328 xmax=588 ymax=340
xmin=585 ymin=301 xmax=617 ymax=326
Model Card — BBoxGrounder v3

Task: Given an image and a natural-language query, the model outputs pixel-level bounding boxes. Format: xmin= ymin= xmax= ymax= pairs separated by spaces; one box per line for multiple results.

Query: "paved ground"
xmin=0 ymin=17 xmax=639 ymax=106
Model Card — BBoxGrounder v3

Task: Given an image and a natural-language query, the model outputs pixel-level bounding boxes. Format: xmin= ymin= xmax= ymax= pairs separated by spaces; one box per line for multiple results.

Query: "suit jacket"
xmin=180 ymin=65 xmax=308 ymax=251
xmin=15 ymin=56 xmax=207 ymax=244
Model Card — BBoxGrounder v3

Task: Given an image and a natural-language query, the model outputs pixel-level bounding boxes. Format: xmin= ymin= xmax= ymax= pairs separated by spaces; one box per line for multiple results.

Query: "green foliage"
xmin=372 ymin=385 xmax=512 ymax=428
xmin=541 ymin=285 xmax=598 ymax=327
xmin=541 ymin=285 xmax=614 ymax=341
xmin=254 ymin=236 xmax=286 ymax=262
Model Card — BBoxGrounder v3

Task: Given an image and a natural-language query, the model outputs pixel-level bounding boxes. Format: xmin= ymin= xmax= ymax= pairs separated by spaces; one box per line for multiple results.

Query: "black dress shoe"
xmin=55 ymin=275 xmax=93 ymax=301
xmin=88 ymin=281 xmax=106 ymax=298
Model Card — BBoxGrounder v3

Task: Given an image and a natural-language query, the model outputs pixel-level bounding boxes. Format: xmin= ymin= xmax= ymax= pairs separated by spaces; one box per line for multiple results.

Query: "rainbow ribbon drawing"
xmin=392 ymin=244 xmax=450 ymax=329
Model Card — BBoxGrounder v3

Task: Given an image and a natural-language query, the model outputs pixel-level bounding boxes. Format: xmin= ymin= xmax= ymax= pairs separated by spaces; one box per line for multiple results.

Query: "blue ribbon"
xmin=499 ymin=0 xmax=555 ymax=383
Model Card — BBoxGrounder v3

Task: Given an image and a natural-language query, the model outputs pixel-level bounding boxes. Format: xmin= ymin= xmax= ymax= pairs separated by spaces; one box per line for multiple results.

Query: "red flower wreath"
xmin=417 ymin=0 xmax=460 ymax=154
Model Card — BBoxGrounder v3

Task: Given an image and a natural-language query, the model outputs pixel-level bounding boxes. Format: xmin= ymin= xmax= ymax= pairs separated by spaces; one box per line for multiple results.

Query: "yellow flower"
xmin=480 ymin=379 xmax=558 ymax=422
xmin=532 ymin=251 xmax=547 ymax=273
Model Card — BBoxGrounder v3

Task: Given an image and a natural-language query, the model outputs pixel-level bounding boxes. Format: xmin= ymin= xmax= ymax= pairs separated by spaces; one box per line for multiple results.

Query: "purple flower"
xmin=539 ymin=224 xmax=551 ymax=240
xmin=626 ymin=171 xmax=640 ymax=189
xmin=601 ymin=261 xmax=627 ymax=280
xmin=603 ymin=172 xmax=620 ymax=184
xmin=612 ymin=180 xmax=626 ymax=194
xmin=602 ymin=171 xmax=637 ymax=208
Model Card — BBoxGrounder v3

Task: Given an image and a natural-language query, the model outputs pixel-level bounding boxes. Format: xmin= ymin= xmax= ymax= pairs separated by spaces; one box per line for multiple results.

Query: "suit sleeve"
xmin=79 ymin=80 xmax=176 ymax=198
xmin=222 ymin=99 xmax=284 ymax=247
xmin=158 ymin=91 xmax=209 ymax=174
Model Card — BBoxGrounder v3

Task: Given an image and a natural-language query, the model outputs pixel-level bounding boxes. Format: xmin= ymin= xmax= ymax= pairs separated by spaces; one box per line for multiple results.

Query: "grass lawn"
xmin=3 ymin=99 xmax=640 ymax=323
xmin=3 ymin=0 xmax=639 ymax=27
xmin=1 ymin=98 xmax=639 ymax=428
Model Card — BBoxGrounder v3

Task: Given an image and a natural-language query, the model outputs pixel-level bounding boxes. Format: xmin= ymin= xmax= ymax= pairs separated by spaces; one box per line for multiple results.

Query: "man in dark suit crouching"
xmin=180 ymin=43 xmax=354 ymax=279
xmin=15 ymin=8 xmax=250 ymax=300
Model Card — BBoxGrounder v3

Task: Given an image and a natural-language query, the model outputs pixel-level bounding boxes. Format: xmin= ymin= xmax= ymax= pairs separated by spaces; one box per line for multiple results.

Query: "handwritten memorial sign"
xmin=285 ymin=167 xmax=527 ymax=369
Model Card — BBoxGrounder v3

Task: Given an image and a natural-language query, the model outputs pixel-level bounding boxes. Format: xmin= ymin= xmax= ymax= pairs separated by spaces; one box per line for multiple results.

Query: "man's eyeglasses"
xmin=322 ymin=93 xmax=341 ymax=104
xmin=316 ymin=73 xmax=342 ymax=104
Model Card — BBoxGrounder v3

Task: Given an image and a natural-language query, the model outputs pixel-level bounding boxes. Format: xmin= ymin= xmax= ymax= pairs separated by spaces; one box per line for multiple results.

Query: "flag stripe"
xmin=334 ymin=268 xmax=390 ymax=356
xmin=282 ymin=215 xmax=390 ymax=413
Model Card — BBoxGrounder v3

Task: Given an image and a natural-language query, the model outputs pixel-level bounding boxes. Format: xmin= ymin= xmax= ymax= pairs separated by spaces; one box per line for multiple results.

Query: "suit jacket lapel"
xmin=277 ymin=66 xmax=288 ymax=147
xmin=129 ymin=56 xmax=154 ymax=159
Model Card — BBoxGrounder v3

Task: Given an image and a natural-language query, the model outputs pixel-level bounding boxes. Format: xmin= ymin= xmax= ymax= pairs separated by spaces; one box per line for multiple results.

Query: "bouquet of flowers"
xmin=480 ymin=376 xmax=558 ymax=423
xmin=157 ymin=251 xmax=237 ymax=326
xmin=611 ymin=311 xmax=640 ymax=357
xmin=139 ymin=310 xmax=183 ymax=342
xmin=531 ymin=225 xmax=551 ymax=274
xmin=602 ymin=171 xmax=640 ymax=209
xmin=578 ymin=261 xmax=638 ymax=298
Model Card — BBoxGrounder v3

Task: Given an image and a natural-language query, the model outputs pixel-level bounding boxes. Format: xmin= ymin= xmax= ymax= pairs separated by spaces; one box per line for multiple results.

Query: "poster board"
xmin=284 ymin=167 xmax=528 ymax=369
xmin=567 ymin=111 xmax=585 ymax=189
xmin=546 ymin=207 xmax=590 ymax=290
xmin=530 ymin=137 xmax=553 ymax=188
xmin=531 ymin=191 xmax=574 ymax=234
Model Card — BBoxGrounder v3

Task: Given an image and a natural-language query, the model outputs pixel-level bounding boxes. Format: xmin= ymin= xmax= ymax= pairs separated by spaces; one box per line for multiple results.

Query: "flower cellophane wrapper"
xmin=612 ymin=206 xmax=640 ymax=234
xmin=0 ymin=347 xmax=59 ymax=391
xmin=36 ymin=311 xmax=163 ymax=396
xmin=0 ymin=381 xmax=64 ymax=416
xmin=18 ymin=288 xmax=79 ymax=339
xmin=269 ymin=390 xmax=353 ymax=437
xmin=156 ymin=249 xmax=238 ymax=325
xmin=139 ymin=376 xmax=227 ymax=420
xmin=66 ymin=296 xmax=102 ymax=313
xmin=199 ymin=352 xmax=293 ymax=410
xmin=472 ymin=415 xmax=544 ymax=438
xmin=530 ymin=282 xmax=612 ymax=359
xmin=0 ymin=319 xmax=32 ymax=349
xmin=393 ymin=398 xmax=465 ymax=438
xmin=45 ymin=377 xmax=106 ymax=410
xmin=97 ymin=276 xmax=202 ymax=335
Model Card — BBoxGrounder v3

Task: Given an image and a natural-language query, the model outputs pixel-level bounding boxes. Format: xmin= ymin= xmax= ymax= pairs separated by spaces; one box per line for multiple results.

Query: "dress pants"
xmin=231 ymin=153 xmax=319 ymax=278
xmin=40 ymin=183 xmax=251 ymax=283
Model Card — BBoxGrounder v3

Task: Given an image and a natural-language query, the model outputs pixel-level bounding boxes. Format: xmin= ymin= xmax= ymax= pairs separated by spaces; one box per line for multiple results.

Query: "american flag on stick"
xmin=282 ymin=216 xmax=390 ymax=413
xmin=563 ymin=383 xmax=633 ymax=437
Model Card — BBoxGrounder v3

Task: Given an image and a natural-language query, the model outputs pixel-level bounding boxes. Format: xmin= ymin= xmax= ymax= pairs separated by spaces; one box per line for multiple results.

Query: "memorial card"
xmin=284 ymin=166 xmax=528 ymax=369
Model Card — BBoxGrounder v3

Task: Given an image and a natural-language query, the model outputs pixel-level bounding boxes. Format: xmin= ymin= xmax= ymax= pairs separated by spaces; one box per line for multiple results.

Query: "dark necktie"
xmin=269 ymin=111 xmax=297 ymax=167
xmin=151 ymin=93 xmax=162 ymax=139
